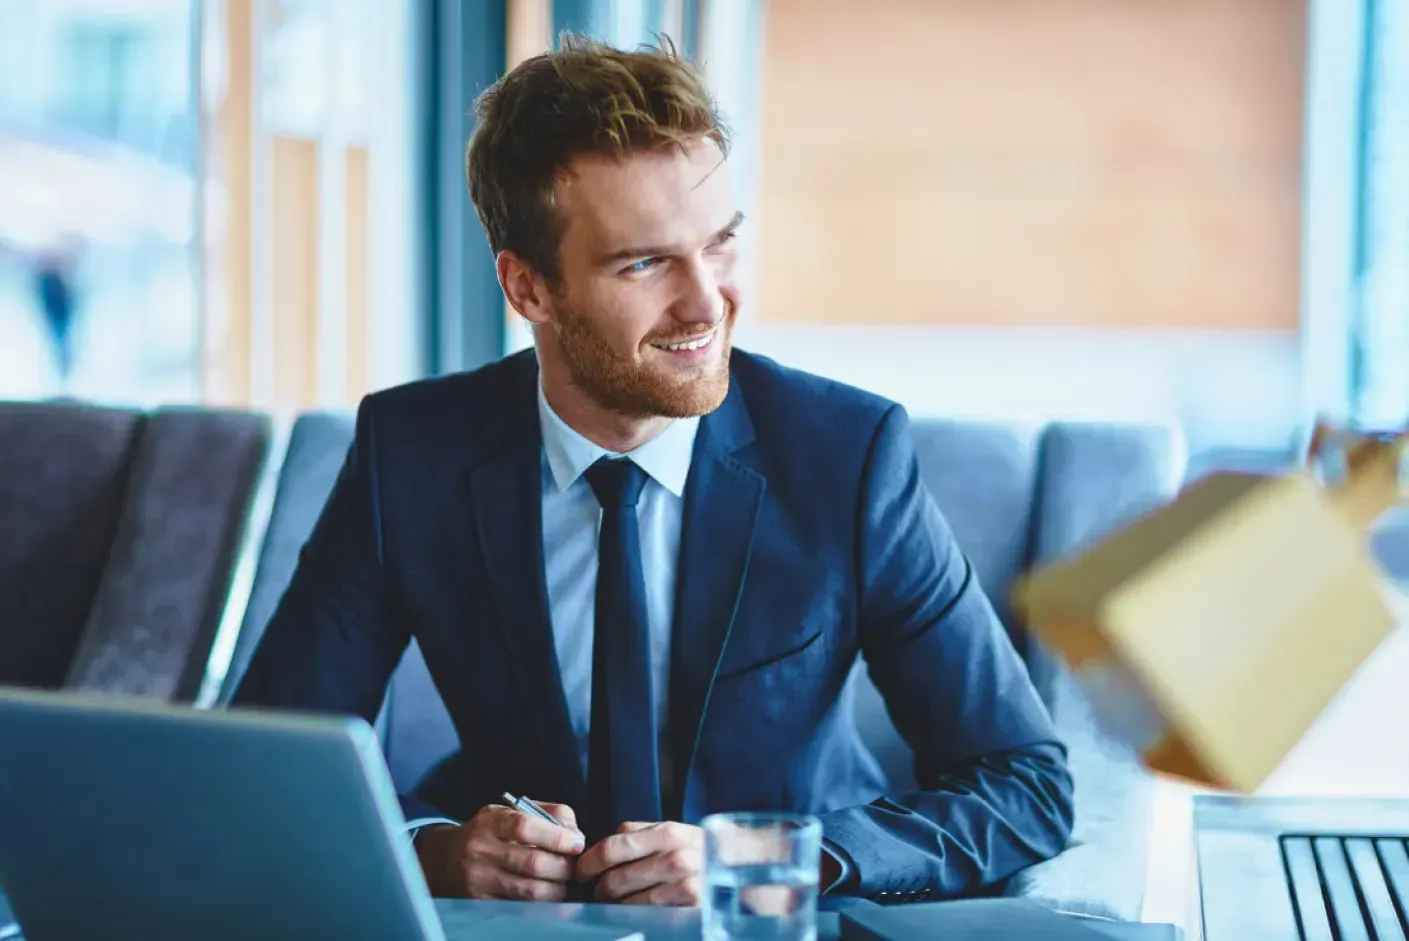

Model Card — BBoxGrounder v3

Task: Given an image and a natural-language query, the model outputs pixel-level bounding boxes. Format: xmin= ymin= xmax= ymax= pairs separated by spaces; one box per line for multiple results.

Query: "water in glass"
xmin=704 ymin=862 xmax=818 ymax=941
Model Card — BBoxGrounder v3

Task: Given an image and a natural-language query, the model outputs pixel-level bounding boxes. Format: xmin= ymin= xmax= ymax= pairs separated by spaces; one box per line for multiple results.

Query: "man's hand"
xmin=414 ymin=802 xmax=585 ymax=901
xmin=575 ymin=821 xmax=704 ymax=906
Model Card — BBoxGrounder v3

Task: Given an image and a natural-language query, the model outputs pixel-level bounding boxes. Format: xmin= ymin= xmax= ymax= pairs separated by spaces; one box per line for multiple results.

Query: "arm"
xmin=231 ymin=400 xmax=426 ymax=821
xmin=821 ymin=405 xmax=1075 ymax=900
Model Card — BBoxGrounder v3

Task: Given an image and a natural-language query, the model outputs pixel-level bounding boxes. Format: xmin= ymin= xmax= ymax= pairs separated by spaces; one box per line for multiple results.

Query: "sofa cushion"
xmin=223 ymin=413 xmax=354 ymax=700
xmin=65 ymin=409 xmax=270 ymax=701
xmin=907 ymin=421 xmax=1042 ymax=641
xmin=0 ymin=402 xmax=142 ymax=689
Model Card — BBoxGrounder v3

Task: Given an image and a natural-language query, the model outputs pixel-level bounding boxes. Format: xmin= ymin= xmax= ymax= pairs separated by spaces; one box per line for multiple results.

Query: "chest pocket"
xmin=715 ymin=624 xmax=825 ymax=683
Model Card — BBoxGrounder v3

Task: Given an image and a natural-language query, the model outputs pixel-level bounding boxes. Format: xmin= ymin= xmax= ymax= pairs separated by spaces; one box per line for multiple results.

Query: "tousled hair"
xmin=466 ymin=35 xmax=730 ymax=285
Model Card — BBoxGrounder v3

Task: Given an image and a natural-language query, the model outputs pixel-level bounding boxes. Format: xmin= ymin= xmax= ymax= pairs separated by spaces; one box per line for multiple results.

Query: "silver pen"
xmin=501 ymin=791 xmax=567 ymax=829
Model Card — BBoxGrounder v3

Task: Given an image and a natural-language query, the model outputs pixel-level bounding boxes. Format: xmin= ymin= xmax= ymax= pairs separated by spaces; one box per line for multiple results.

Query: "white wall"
xmin=735 ymin=322 xmax=1301 ymax=455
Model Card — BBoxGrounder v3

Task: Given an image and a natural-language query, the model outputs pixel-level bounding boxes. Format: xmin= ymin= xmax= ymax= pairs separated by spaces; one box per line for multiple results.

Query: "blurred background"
xmin=0 ymin=0 xmax=1402 ymax=475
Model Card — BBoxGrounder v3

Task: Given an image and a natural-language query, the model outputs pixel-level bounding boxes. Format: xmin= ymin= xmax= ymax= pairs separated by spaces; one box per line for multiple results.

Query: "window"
xmin=1352 ymin=0 xmax=1409 ymax=427
xmin=0 ymin=2 xmax=200 ymax=404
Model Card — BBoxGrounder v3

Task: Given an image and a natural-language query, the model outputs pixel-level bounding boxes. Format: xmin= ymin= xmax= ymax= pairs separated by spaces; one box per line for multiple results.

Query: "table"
xmin=435 ymin=899 xmax=1186 ymax=939
xmin=436 ymin=899 xmax=844 ymax=940
xmin=1140 ymin=620 xmax=1409 ymax=940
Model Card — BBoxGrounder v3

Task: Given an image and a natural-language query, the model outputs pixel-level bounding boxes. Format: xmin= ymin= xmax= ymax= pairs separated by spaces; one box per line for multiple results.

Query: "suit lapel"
xmin=467 ymin=360 xmax=585 ymax=803
xmin=669 ymin=378 xmax=765 ymax=818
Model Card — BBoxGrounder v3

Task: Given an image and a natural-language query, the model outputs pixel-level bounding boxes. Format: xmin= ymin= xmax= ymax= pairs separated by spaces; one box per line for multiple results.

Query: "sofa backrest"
xmin=0 ymin=403 xmax=143 ymax=689
xmin=853 ymin=419 xmax=1184 ymax=789
xmin=225 ymin=412 xmax=1184 ymax=794
xmin=0 ymin=401 xmax=270 ymax=700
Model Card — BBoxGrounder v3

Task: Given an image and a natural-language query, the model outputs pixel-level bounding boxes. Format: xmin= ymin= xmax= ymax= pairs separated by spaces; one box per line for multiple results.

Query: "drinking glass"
xmin=701 ymin=812 xmax=821 ymax=941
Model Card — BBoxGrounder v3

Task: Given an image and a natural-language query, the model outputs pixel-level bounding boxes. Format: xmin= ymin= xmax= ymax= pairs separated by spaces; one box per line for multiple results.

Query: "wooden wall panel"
xmin=346 ymin=144 xmax=370 ymax=402
xmin=757 ymin=0 xmax=1307 ymax=330
xmin=202 ymin=0 xmax=253 ymax=405
xmin=270 ymin=136 xmax=319 ymax=407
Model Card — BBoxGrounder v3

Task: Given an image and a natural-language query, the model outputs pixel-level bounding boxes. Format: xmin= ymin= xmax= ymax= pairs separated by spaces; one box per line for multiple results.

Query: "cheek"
xmin=583 ymin=282 xmax=659 ymax=352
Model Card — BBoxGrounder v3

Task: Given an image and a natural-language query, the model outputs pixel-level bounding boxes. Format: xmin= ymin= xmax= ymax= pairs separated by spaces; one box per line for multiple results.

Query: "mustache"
xmin=645 ymin=301 xmax=736 ymax=346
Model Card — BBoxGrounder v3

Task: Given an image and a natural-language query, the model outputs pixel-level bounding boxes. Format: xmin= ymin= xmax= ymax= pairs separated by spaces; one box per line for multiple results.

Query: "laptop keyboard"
xmin=1281 ymin=835 xmax=1409 ymax=940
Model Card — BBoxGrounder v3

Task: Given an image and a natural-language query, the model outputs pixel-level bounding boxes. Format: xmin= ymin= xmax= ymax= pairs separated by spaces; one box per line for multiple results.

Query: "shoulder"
xmin=353 ymin=349 xmax=537 ymax=462
xmin=730 ymin=348 xmax=905 ymax=449
xmin=365 ymin=349 xmax=534 ymax=421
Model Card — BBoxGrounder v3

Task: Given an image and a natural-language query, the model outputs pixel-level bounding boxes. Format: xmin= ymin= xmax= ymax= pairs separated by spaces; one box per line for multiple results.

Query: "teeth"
xmin=655 ymin=332 xmax=713 ymax=352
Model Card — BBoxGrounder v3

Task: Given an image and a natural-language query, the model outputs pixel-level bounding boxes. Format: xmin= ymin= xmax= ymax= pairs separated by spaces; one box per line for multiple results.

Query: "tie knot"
xmin=585 ymin=457 xmax=649 ymax=510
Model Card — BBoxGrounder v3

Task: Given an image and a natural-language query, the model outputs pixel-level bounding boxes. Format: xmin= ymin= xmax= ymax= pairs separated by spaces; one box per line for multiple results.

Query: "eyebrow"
xmin=599 ymin=211 xmax=746 ymax=267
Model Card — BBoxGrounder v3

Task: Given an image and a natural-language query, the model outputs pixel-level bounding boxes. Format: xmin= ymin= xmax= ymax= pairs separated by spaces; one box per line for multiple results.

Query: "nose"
xmin=673 ymin=255 xmax=733 ymax=328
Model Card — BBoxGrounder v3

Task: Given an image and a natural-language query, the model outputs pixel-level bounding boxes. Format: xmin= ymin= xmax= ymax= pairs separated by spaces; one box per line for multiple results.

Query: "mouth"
xmin=648 ymin=327 xmax=718 ymax=358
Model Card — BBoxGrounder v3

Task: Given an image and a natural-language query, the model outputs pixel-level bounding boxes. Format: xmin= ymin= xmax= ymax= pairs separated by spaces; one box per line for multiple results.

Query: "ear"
xmin=497 ymin=251 xmax=553 ymax=327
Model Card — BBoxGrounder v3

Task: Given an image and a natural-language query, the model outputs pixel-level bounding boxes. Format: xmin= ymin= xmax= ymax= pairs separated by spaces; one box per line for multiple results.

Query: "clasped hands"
xmin=415 ymin=802 xmax=703 ymax=906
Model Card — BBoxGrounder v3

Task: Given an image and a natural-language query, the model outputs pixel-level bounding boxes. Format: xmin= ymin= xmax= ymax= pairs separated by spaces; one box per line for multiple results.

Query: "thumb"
xmin=534 ymin=801 xmax=580 ymax=832
xmin=618 ymin=820 xmax=656 ymax=833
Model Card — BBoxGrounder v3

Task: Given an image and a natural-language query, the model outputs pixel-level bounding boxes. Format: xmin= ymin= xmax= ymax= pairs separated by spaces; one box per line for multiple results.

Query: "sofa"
xmin=0 ymin=400 xmax=270 ymax=701
xmin=220 ymin=410 xmax=1184 ymax=919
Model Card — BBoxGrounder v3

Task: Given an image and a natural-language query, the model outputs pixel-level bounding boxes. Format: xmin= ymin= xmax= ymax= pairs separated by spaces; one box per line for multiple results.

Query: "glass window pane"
xmin=0 ymin=1 xmax=199 ymax=403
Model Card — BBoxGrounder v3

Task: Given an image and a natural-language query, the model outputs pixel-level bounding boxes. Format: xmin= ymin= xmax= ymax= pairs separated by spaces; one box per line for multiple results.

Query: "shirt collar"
xmin=537 ymin=380 xmax=698 ymax=498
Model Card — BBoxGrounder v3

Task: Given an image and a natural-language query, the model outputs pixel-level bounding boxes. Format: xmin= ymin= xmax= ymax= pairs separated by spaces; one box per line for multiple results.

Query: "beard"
xmin=551 ymin=294 xmax=733 ymax=419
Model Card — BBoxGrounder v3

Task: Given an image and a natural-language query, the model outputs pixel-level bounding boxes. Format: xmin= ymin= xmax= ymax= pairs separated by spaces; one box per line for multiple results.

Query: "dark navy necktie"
xmin=583 ymin=457 xmax=661 ymax=842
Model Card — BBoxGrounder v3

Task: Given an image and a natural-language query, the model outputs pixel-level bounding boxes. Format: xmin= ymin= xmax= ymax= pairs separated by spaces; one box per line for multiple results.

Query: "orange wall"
xmin=758 ymin=0 xmax=1307 ymax=331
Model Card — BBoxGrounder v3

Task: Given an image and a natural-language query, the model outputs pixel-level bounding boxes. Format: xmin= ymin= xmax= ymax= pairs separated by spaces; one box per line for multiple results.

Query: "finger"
xmin=595 ymin=847 xmax=699 ymax=901
xmin=490 ymin=871 xmax=570 ymax=903
xmin=577 ymin=826 xmax=660 ymax=880
xmin=534 ymin=801 xmax=579 ymax=832
xmin=621 ymin=877 xmax=702 ymax=908
xmin=494 ymin=807 xmax=585 ymax=855
xmin=499 ymin=842 xmax=575 ymax=882
xmin=619 ymin=820 xmax=653 ymax=833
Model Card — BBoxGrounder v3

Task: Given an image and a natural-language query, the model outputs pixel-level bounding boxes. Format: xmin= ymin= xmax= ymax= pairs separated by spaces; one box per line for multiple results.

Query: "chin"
xmin=612 ymin=365 xmax=729 ymax=420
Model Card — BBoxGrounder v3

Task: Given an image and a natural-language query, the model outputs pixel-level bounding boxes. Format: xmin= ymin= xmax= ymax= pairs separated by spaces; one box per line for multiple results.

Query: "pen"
xmin=501 ymin=791 xmax=568 ymax=829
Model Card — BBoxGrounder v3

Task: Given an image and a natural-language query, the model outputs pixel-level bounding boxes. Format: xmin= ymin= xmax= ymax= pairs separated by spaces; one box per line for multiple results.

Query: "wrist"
xmin=412 ymin=824 xmax=460 ymax=897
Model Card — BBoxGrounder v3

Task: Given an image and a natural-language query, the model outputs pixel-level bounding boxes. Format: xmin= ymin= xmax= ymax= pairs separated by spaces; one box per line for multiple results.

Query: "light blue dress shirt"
xmin=535 ymin=381 xmax=699 ymax=779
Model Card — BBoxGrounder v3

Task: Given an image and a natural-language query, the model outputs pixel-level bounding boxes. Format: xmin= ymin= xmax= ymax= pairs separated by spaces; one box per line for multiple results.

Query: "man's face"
xmin=545 ymin=136 xmax=741 ymax=419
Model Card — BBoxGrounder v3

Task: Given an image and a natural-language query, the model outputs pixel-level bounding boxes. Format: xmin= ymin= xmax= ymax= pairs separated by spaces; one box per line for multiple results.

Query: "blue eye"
xmin=626 ymin=257 xmax=658 ymax=274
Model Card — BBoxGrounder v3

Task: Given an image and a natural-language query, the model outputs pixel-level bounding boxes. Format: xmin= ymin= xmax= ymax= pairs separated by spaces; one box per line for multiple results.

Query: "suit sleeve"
xmin=231 ymin=400 xmax=434 ymax=821
xmin=819 ymin=404 xmax=1075 ymax=899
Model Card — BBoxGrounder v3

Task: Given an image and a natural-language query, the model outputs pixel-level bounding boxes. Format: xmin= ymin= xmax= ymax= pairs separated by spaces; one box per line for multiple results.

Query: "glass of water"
xmin=702 ymin=812 xmax=821 ymax=941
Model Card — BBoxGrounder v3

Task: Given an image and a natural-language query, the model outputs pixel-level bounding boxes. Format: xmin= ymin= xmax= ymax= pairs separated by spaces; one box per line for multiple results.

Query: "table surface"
xmin=434 ymin=899 xmax=1179 ymax=940
xmin=436 ymin=899 xmax=836 ymax=939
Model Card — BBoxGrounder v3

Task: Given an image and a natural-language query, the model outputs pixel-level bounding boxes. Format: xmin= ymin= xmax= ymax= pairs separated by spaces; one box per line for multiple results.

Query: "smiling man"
xmin=233 ymin=37 xmax=1073 ymax=907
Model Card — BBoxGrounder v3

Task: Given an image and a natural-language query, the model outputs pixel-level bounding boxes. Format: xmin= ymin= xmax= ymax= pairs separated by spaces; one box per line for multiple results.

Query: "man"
xmin=234 ymin=37 xmax=1072 ymax=907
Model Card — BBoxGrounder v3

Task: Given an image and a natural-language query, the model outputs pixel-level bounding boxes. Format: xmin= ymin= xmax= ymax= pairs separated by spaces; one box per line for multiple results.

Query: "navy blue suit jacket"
xmin=234 ymin=349 xmax=1073 ymax=900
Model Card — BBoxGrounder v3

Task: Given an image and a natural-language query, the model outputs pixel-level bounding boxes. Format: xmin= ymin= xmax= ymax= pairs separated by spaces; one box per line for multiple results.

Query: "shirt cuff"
xmin=403 ymin=816 xmax=459 ymax=844
xmin=820 ymin=838 xmax=857 ymax=895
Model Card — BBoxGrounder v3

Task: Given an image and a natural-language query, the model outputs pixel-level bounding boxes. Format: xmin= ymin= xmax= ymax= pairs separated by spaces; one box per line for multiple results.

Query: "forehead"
xmin=555 ymin=137 xmax=734 ymax=249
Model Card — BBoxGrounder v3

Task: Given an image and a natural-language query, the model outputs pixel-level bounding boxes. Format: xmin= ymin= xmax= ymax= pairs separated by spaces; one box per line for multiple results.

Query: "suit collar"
xmin=537 ymin=379 xmax=698 ymax=498
xmin=694 ymin=367 xmax=756 ymax=459
xmin=464 ymin=352 xmax=584 ymax=802
xmin=669 ymin=364 xmax=765 ymax=819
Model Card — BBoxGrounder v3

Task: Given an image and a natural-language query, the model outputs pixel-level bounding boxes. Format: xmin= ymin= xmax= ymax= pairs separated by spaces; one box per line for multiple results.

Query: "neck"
xmin=540 ymin=364 xmax=672 ymax=455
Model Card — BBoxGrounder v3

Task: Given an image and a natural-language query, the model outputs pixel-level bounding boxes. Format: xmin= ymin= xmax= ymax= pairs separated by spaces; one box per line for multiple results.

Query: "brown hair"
xmin=466 ymin=35 xmax=729 ymax=285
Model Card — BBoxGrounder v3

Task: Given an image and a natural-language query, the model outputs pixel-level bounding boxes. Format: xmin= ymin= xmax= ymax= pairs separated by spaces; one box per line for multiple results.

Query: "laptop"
xmin=0 ymin=686 xmax=451 ymax=940
xmin=1195 ymin=795 xmax=1409 ymax=940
